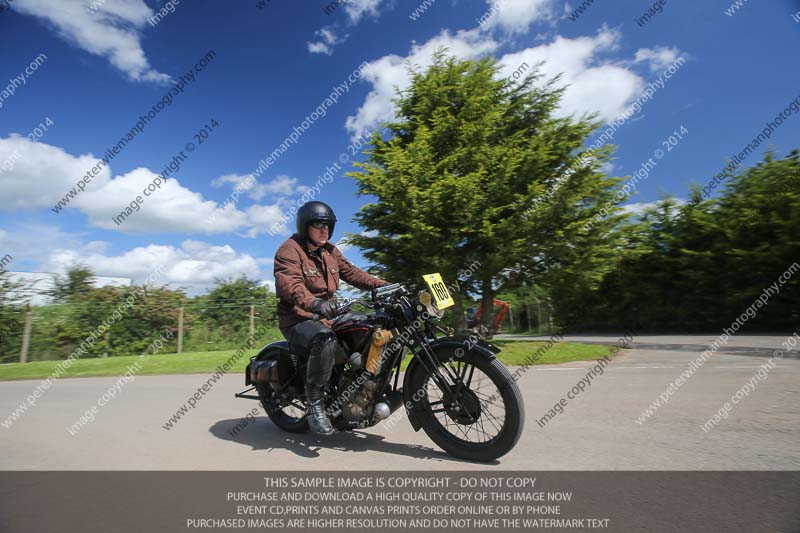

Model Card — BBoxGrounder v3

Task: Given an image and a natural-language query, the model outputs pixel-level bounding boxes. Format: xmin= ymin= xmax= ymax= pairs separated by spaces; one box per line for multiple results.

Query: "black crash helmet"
xmin=296 ymin=201 xmax=337 ymax=239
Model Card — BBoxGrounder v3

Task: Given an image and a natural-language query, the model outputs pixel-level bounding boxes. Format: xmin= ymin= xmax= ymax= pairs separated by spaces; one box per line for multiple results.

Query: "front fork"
xmin=403 ymin=335 xmax=500 ymax=431
xmin=402 ymin=335 xmax=486 ymax=431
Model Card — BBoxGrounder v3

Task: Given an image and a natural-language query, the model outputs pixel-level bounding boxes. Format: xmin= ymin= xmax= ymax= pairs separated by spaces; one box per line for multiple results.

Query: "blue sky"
xmin=1 ymin=0 xmax=799 ymax=295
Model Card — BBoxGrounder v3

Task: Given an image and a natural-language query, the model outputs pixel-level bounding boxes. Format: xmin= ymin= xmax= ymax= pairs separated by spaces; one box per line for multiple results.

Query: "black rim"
xmin=423 ymin=359 xmax=507 ymax=445
xmin=265 ymin=388 xmax=307 ymax=423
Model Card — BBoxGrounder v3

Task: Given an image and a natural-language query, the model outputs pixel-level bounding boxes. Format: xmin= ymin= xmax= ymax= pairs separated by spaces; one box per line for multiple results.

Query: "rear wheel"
xmin=259 ymin=383 xmax=309 ymax=433
xmin=407 ymin=350 xmax=524 ymax=462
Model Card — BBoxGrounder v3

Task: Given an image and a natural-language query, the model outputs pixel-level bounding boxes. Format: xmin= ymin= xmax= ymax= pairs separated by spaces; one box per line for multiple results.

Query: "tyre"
xmin=406 ymin=350 xmax=524 ymax=462
xmin=258 ymin=383 xmax=309 ymax=433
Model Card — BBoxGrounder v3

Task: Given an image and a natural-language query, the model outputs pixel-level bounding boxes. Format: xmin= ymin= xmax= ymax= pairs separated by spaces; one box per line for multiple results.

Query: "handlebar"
xmin=371 ymin=283 xmax=407 ymax=301
xmin=311 ymin=284 xmax=408 ymax=321
xmin=311 ymin=298 xmax=359 ymax=322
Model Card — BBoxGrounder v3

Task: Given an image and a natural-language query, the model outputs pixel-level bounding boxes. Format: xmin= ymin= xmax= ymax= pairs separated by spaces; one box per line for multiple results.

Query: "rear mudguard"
xmin=402 ymin=335 xmax=500 ymax=432
xmin=245 ymin=341 xmax=289 ymax=386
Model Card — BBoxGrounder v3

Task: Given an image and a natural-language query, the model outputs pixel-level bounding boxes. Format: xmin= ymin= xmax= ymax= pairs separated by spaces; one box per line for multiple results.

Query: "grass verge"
xmin=0 ymin=341 xmax=614 ymax=382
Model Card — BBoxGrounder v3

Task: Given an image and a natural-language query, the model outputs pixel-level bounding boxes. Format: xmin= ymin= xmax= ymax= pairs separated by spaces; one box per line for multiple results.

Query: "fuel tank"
xmin=332 ymin=312 xmax=373 ymax=355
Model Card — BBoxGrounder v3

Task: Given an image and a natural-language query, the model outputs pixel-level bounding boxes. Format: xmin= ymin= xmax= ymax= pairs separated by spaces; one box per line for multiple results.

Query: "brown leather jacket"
xmin=274 ymin=234 xmax=389 ymax=328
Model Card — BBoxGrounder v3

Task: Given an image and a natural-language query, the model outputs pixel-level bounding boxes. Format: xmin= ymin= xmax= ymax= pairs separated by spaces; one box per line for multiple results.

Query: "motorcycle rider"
xmin=273 ymin=201 xmax=390 ymax=435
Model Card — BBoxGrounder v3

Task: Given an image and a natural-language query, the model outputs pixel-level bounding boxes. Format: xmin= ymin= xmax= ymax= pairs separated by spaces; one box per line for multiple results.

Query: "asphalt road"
xmin=1 ymin=335 xmax=798 ymax=470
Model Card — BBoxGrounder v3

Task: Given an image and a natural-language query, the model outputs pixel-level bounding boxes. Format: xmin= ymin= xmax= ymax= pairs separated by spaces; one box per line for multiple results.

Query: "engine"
xmin=331 ymin=316 xmax=402 ymax=424
xmin=334 ymin=370 xmax=387 ymax=423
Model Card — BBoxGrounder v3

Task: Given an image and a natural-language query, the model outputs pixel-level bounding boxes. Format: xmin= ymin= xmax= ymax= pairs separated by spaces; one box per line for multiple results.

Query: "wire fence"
xmin=0 ymin=299 xmax=282 ymax=364
xmin=0 ymin=282 xmax=555 ymax=363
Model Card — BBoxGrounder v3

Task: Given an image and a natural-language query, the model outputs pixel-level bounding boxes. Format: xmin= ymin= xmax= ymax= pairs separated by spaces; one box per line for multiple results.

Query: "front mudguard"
xmin=402 ymin=335 xmax=500 ymax=432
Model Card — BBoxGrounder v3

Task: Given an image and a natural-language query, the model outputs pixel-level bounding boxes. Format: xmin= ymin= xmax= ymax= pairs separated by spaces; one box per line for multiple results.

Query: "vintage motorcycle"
xmin=236 ymin=274 xmax=524 ymax=462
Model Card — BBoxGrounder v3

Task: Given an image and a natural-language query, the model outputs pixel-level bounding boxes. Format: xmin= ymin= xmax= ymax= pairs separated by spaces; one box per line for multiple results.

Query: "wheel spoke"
xmin=473 ymin=417 xmax=490 ymax=441
xmin=473 ymin=391 xmax=506 ymax=409
xmin=417 ymin=360 xmax=517 ymax=446
xmin=480 ymin=404 xmax=505 ymax=434
xmin=449 ymin=417 xmax=471 ymax=440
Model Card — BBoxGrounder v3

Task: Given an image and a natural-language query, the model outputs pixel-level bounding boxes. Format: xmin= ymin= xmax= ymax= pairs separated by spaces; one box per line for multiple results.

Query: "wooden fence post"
xmin=249 ymin=304 xmax=255 ymax=348
xmin=20 ymin=302 xmax=32 ymax=363
xmin=177 ymin=306 xmax=184 ymax=354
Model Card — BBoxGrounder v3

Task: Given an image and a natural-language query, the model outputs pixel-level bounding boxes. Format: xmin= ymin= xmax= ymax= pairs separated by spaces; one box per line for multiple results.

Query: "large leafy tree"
xmin=561 ymin=151 xmax=800 ymax=331
xmin=347 ymin=52 xmax=627 ymax=329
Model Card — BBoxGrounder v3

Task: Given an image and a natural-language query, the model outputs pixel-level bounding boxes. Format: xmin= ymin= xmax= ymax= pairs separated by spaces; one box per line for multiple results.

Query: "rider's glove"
xmin=311 ymin=298 xmax=338 ymax=319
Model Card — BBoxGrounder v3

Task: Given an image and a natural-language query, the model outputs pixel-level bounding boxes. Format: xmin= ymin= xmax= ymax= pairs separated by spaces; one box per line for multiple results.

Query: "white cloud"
xmin=211 ymin=173 xmax=253 ymax=192
xmin=308 ymin=41 xmax=333 ymax=55
xmin=43 ymin=239 xmax=267 ymax=294
xmin=212 ymin=174 xmax=299 ymax=201
xmin=0 ymin=134 xmax=111 ymax=209
xmin=260 ymin=278 xmax=276 ymax=293
xmin=634 ymin=46 xmax=682 ymax=72
xmin=308 ymin=0 xmax=385 ymax=55
xmin=244 ymin=204 xmax=292 ymax=238
xmin=75 ymin=167 xmax=249 ymax=234
xmin=210 ymin=174 xmax=306 ymax=236
xmin=346 ymin=26 xmax=661 ymax=137
xmin=0 ymin=136 xmax=293 ymax=237
xmin=11 ymin=0 xmax=169 ymax=82
xmin=480 ymin=0 xmax=556 ymax=35
xmin=2 ymin=232 xmax=274 ymax=298
xmin=499 ymin=28 xmax=648 ymax=122
xmin=344 ymin=0 xmax=385 ymax=23
xmin=83 ymin=240 xmax=111 ymax=253
xmin=621 ymin=198 xmax=686 ymax=216
xmin=308 ymin=26 xmax=346 ymax=55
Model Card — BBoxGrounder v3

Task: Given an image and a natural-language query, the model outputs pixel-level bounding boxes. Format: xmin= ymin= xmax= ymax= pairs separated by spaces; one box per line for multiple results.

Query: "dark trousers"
xmin=280 ymin=320 xmax=338 ymax=387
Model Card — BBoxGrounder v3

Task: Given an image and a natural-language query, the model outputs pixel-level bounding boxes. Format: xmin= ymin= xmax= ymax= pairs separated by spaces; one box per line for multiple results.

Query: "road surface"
xmin=1 ymin=335 xmax=797 ymax=470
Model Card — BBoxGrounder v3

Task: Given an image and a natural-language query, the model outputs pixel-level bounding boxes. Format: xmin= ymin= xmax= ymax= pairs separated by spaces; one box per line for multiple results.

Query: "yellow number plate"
xmin=422 ymin=273 xmax=454 ymax=309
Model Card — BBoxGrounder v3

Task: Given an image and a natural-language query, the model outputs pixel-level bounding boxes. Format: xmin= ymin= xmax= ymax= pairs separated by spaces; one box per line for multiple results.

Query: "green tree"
xmin=47 ymin=282 xmax=186 ymax=358
xmin=561 ymin=151 xmax=800 ymax=331
xmin=0 ymin=272 xmax=29 ymax=362
xmin=49 ymin=266 xmax=95 ymax=302
xmin=193 ymin=276 xmax=277 ymax=340
xmin=347 ymin=52 xmax=628 ymax=330
xmin=712 ymin=150 xmax=800 ymax=327
xmin=497 ymin=282 xmax=552 ymax=333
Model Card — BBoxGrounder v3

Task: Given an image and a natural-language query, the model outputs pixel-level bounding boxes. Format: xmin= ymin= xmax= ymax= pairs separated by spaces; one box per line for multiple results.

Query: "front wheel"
xmin=407 ymin=351 xmax=524 ymax=462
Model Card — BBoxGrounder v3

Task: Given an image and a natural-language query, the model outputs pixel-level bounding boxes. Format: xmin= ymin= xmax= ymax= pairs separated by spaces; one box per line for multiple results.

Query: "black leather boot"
xmin=305 ymin=383 xmax=334 ymax=436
